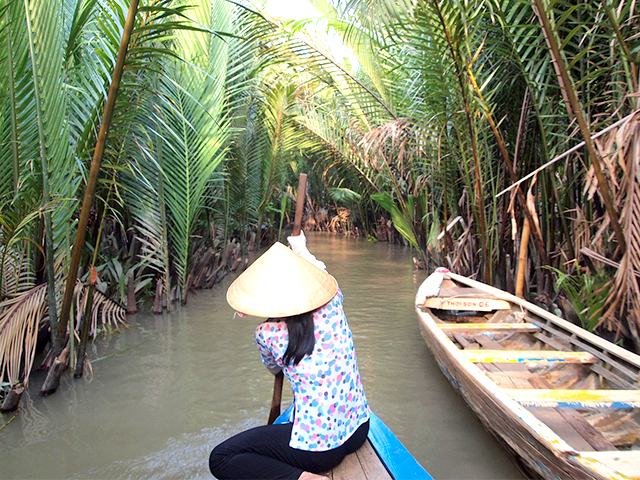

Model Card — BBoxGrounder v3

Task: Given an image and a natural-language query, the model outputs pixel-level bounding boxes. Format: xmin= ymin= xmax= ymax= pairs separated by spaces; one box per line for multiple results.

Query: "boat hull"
xmin=416 ymin=270 xmax=640 ymax=480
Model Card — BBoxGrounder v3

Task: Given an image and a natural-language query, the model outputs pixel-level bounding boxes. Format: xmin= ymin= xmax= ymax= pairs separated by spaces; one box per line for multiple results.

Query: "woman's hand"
xmin=287 ymin=231 xmax=326 ymax=271
xmin=267 ymin=365 xmax=282 ymax=376
xmin=287 ymin=230 xmax=307 ymax=254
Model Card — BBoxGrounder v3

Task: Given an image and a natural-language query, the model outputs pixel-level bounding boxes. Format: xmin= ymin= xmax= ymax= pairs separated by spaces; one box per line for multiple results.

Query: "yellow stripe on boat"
xmin=438 ymin=323 xmax=540 ymax=332
xmin=462 ymin=350 xmax=597 ymax=364
xmin=505 ymin=389 xmax=640 ymax=408
xmin=423 ymin=296 xmax=510 ymax=311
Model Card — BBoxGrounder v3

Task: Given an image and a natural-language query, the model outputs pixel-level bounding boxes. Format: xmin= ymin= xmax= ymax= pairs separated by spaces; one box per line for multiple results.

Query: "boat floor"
xmin=327 ymin=439 xmax=392 ymax=480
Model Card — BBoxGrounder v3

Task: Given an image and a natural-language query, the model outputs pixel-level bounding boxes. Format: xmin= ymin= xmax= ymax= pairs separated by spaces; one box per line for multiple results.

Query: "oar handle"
xmin=267 ymin=174 xmax=307 ymax=425
xmin=267 ymin=371 xmax=284 ymax=425
xmin=292 ymin=173 xmax=307 ymax=236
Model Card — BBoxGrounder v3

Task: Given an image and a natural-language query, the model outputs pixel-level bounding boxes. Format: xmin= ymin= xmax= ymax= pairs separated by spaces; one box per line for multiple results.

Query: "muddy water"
xmin=1 ymin=234 xmax=523 ymax=479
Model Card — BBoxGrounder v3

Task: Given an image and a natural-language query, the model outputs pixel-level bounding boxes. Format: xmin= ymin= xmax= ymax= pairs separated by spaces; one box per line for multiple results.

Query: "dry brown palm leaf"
xmin=359 ymin=119 xmax=429 ymax=173
xmin=0 ymin=280 xmax=127 ymax=389
xmin=1 ymin=250 xmax=37 ymax=298
xmin=596 ymin=112 xmax=640 ymax=345
xmin=446 ymin=216 xmax=475 ymax=277
xmin=0 ymin=284 xmax=48 ymax=387
xmin=73 ymin=281 xmax=127 ymax=337
xmin=570 ymin=205 xmax=603 ymax=255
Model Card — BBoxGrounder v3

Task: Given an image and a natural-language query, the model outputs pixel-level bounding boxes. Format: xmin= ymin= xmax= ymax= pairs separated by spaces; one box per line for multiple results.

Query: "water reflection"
xmin=1 ymin=234 xmax=523 ymax=479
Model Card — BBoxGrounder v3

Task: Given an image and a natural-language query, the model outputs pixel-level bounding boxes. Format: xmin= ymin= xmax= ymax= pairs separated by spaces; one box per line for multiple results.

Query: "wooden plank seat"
xmin=572 ymin=451 xmax=640 ymax=479
xmin=330 ymin=439 xmax=392 ymax=480
xmin=438 ymin=323 xmax=541 ymax=332
xmin=423 ymin=296 xmax=510 ymax=311
xmin=462 ymin=350 xmax=598 ymax=364
xmin=439 ymin=284 xmax=504 ymax=298
xmin=505 ymin=389 xmax=640 ymax=408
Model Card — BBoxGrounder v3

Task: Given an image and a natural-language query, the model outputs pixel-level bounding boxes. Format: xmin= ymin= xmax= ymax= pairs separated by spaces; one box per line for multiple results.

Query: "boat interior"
xmin=419 ymin=276 xmax=640 ymax=476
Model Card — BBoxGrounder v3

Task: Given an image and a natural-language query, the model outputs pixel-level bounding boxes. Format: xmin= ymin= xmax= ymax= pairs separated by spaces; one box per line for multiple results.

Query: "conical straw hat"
xmin=226 ymin=242 xmax=338 ymax=318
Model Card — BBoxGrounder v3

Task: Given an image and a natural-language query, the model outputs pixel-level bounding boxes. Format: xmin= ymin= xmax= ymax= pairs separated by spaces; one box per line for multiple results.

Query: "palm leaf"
xmin=0 ymin=283 xmax=46 ymax=387
xmin=371 ymin=191 xmax=419 ymax=250
xmin=121 ymin=0 xmax=232 ymax=300
xmin=0 ymin=279 xmax=126 ymax=388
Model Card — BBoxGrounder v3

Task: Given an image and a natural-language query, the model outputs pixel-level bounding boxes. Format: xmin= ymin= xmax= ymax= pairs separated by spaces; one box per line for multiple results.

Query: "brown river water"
xmin=1 ymin=233 xmax=523 ymax=479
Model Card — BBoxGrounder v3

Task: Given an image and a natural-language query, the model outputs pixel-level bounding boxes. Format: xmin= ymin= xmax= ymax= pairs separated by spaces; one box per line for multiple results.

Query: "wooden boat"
xmin=275 ymin=404 xmax=432 ymax=480
xmin=415 ymin=268 xmax=640 ymax=480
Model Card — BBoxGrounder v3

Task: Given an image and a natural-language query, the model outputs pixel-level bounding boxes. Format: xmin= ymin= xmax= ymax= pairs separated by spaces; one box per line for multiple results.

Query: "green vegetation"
xmin=1 ymin=0 xmax=639 ymax=397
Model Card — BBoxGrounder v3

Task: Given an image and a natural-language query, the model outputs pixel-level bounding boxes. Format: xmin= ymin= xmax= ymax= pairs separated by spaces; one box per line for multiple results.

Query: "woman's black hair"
xmin=282 ymin=311 xmax=315 ymax=365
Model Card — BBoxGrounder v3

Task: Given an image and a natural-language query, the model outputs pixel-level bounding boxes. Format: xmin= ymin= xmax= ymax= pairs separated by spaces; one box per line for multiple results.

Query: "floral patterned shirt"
xmin=255 ymin=288 xmax=370 ymax=451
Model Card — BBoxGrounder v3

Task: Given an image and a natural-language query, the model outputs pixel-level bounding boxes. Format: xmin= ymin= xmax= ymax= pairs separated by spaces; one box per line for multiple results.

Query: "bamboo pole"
xmin=51 ymin=0 xmax=139 ymax=356
xmin=515 ymin=217 xmax=531 ymax=298
xmin=291 ymin=174 xmax=307 ymax=238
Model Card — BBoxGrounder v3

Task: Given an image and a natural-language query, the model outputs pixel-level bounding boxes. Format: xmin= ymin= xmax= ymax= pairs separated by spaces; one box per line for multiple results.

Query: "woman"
xmin=209 ymin=232 xmax=370 ymax=480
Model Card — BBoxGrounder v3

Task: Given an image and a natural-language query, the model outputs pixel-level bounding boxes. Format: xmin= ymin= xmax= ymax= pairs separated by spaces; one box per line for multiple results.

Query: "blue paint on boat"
xmin=273 ymin=403 xmax=294 ymax=425
xmin=274 ymin=404 xmax=432 ymax=479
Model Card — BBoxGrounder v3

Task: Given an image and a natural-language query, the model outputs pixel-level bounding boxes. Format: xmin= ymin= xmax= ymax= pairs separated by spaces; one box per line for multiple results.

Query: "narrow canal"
xmin=1 ymin=234 xmax=523 ymax=479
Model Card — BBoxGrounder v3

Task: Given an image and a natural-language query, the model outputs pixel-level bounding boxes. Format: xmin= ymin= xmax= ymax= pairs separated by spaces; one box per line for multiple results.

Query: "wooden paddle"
xmin=267 ymin=173 xmax=307 ymax=425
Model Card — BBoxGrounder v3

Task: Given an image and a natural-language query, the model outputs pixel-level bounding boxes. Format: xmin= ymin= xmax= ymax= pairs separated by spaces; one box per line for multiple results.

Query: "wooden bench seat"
xmin=505 ymin=389 xmax=640 ymax=408
xmin=438 ymin=323 xmax=541 ymax=332
xmin=466 ymin=333 xmax=619 ymax=451
xmin=573 ymin=451 xmax=640 ymax=479
xmin=462 ymin=350 xmax=597 ymax=364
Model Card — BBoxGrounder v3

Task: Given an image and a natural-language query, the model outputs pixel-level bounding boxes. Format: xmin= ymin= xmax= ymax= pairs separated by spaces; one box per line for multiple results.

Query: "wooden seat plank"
xmin=439 ymin=323 xmax=540 ymax=332
xmin=472 ymin=335 xmax=530 ymax=372
xmin=462 ymin=349 xmax=597 ymax=364
xmin=506 ymin=389 xmax=640 ymax=408
xmin=472 ymin=335 xmax=621 ymax=451
xmin=330 ymin=439 xmax=392 ymax=480
xmin=356 ymin=440 xmax=393 ymax=480
xmin=473 ymin=339 xmax=599 ymax=451
xmin=423 ymin=296 xmax=510 ymax=311
xmin=331 ymin=450 xmax=368 ymax=480
xmin=574 ymin=451 xmax=640 ymax=479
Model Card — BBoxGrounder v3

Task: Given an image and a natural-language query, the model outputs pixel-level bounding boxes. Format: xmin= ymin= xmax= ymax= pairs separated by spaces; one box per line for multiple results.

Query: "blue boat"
xmin=275 ymin=404 xmax=432 ymax=479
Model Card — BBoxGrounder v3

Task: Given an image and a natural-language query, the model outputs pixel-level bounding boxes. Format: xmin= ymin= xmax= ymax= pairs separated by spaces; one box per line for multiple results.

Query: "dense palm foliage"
xmin=1 ymin=0 xmax=639 ymax=397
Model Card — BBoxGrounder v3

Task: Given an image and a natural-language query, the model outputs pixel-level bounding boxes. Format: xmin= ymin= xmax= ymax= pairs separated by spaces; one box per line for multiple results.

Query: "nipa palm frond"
xmin=0 ymin=283 xmax=47 ymax=387
xmin=0 ymin=280 xmax=126 ymax=388
xmin=599 ymin=113 xmax=640 ymax=344
xmin=74 ymin=280 xmax=126 ymax=337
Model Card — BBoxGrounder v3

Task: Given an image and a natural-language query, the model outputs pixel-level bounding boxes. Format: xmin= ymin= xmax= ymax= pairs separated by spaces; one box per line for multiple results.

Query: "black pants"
xmin=209 ymin=420 xmax=369 ymax=480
